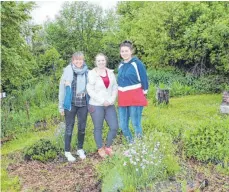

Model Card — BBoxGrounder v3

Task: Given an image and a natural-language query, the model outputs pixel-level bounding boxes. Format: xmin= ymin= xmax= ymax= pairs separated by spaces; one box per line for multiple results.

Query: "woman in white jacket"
xmin=87 ymin=53 xmax=118 ymax=157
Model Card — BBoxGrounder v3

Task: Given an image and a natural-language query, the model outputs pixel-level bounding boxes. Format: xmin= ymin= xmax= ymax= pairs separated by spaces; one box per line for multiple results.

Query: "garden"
xmin=1 ymin=1 xmax=229 ymax=191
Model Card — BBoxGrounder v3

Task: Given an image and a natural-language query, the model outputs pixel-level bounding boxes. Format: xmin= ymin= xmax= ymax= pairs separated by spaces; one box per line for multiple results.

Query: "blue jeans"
xmin=118 ymin=106 xmax=143 ymax=142
xmin=90 ymin=105 xmax=118 ymax=149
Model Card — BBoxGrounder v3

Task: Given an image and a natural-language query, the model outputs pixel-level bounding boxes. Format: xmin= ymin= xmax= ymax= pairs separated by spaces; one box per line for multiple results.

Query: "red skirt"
xmin=118 ymin=88 xmax=148 ymax=106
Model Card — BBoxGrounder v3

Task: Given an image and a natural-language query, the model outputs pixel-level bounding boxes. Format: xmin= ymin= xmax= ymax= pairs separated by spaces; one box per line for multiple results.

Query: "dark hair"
xmin=119 ymin=40 xmax=134 ymax=50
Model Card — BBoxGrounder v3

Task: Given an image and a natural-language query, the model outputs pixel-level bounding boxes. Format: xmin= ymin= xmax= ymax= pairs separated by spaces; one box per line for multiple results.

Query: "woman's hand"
xmin=60 ymin=111 xmax=65 ymax=116
xmin=103 ymin=100 xmax=110 ymax=107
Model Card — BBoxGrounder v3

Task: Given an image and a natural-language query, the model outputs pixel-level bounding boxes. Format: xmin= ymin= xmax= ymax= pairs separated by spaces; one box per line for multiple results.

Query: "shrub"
xmin=147 ymin=69 xmax=229 ymax=95
xmin=147 ymin=68 xmax=186 ymax=86
xmin=24 ymin=139 xmax=59 ymax=162
xmin=1 ymin=76 xmax=60 ymax=138
xmin=191 ymin=75 xmax=229 ymax=94
xmin=183 ymin=116 xmax=229 ymax=162
xmin=1 ymin=101 xmax=59 ymax=139
xmin=170 ymin=81 xmax=196 ymax=97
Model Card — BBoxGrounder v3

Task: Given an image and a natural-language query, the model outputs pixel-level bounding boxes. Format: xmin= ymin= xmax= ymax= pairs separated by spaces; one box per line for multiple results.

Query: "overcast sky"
xmin=31 ymin=1 xmax=118 ymax=24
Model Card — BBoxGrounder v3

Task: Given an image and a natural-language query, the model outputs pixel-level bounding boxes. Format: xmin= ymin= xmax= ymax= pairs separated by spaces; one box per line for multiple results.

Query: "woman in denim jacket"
xmin=59 ymin=52 xmax=89 ymax=162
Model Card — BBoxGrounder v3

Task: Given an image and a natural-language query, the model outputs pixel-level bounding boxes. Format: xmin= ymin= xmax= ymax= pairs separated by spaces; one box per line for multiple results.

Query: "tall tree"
xmin=100 ymin=8 xmax=121 ymax=69
xmin=45 ymin=1 xmax=105 ymax=67
xmin=1 ymin=1 xmax=37 ymax=92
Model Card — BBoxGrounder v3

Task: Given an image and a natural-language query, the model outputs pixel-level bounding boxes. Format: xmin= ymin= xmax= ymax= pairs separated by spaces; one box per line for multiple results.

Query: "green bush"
xmin=1 ymin=76 xmax=60 ymax=138
xmin=148 ymin=69 xmax=186 ymax=86
xmin=183 ymin=116 xmax=229 ymax=162
xmin=192 ymin=75 xmax=229 ymax=94
xmin=10 ymin=76 xmax=58 ymax=111
xmin=170 ymin=81 xmax=196 ymax=97
xmin=147 ymin=69 xmax=229 ymax=95
xmin=24 ymin=139 xmax=59 ymax=162
xmin=1 ymin=102 xmax=59 ymax=138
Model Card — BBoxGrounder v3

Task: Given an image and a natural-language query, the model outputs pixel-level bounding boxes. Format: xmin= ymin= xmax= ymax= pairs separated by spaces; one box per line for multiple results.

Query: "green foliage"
xmin=101 ymin=8 xmax=128 ymax=70
xmin=1 ymin=101 xmax=59 ymax=138
xmin=11 ymin=77 xmax=57 ymax=109
xmin=53 ymin=122 xmax=65 ymax=152
xmin=44 ymin=1 xmax=105 ymax=66
xmin=170 ymin=81 xmax=195 ymax=97
xmin=1 ymin=76 xmax=61 ymax=138
xmin=116 ymin=2 xmax=229 ymax=76
xmin=147 ymin=69 xmax=228 ymax=96
xmin=1 ymin=167 xmax=20 ymax=192
xmin=37 ymin=47 xmax=65 ymax=77
xmin=191 ymin=75 xmax=229 ymax=93
xmin=148 ymin=69 xmax=186 ymax=86
xmin=144 ymin=94 xmax=229 ymax=164
xmin=24 ymin=139 xmax=59 ymax=162
xmin=1 ymin=1 xmax=37 ymax=92
xmin=101 ymin=166 xmax=124 ymax=192
xmin=184 ymin=117 xmax=229 ymax=162
xmin=97 ymin=135 xmax=179 ymax=191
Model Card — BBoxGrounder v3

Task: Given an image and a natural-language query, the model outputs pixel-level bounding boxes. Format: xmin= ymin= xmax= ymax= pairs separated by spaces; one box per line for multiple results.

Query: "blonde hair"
xmin=95 ymin=53 xmax=108 ymax=66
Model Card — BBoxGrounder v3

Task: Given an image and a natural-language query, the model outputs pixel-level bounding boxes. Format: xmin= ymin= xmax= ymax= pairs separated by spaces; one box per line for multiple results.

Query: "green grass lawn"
xmin=143 ymin=94 xmax=227 ymax=136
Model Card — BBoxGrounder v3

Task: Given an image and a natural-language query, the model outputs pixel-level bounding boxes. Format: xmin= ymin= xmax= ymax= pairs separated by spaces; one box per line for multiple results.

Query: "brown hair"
xmin=119 ymin=40 xmax=134 ymax=50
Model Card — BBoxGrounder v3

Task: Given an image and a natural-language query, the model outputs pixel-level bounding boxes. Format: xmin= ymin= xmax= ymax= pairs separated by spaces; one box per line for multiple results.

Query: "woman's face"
xmin=96 ymin=55 xmax=106 ymax=69
xmin=72 ymin=56 xmax=84 ymax=68
xmin=120 ymin=46 xmax=132 ymax=62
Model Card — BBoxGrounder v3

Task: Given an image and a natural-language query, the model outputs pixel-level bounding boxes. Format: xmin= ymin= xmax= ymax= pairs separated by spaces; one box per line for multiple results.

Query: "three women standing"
xmin=59 ymin=40 xmax=148 ymax=161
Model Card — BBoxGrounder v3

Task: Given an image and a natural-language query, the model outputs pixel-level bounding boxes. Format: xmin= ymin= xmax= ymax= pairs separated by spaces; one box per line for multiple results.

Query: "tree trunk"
xmin=156 ymin=88 xmax=169 ymax=104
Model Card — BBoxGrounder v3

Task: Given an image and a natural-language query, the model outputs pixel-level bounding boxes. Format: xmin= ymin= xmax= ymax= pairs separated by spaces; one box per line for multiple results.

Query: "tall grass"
xmin=1 ymin=77 xmax=59 ymax=138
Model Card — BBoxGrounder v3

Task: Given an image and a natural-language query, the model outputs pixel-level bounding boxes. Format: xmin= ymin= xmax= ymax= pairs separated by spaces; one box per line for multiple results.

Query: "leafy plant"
xmin=97 ymin=134 xmax=179 ymax=191
xmin=24 ymin=139 xmax=59 ymax=162
xmin=183 ymin=117 xmax=229 ymax=163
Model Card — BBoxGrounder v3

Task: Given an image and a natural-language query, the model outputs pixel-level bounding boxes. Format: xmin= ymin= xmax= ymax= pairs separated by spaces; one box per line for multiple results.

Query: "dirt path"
xmin=8 ymin=153 xmax=102 ymax=192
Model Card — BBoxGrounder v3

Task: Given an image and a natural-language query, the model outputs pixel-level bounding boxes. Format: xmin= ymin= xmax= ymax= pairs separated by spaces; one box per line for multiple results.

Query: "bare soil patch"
xmin=8 ymin=153 xmax=103 ymax=192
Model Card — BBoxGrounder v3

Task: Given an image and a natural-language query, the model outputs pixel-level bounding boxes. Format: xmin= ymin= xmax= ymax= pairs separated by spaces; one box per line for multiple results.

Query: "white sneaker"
xmin=76 ymin=149 xmax=86 ymax=160
xmin=64 ymin=152 xmax=76 ymax=162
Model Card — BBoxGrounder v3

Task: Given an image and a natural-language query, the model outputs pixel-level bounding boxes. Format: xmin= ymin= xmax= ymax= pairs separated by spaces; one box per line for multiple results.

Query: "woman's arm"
xmin=137 ymin=61 xmax=149 ymax=94
xmin=107 ymin=72 xmax=118 ymax=105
